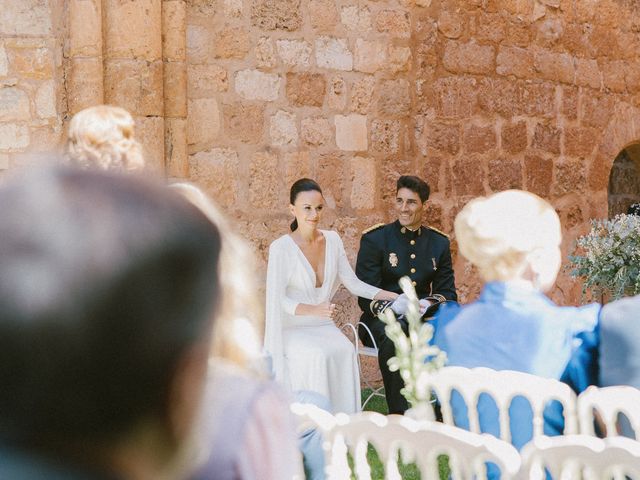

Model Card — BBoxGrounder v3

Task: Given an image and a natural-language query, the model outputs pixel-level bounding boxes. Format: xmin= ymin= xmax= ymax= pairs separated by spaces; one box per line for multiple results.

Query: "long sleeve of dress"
xmin=334 ymin=232 xmax=380 ymax=300
xmin=264 ymin=239 xmax=298 ymax=382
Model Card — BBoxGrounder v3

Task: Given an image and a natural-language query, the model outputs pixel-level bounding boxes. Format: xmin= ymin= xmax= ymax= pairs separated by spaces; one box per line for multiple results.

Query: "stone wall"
xmin=3 ymin=0 xmax=640 ymax=316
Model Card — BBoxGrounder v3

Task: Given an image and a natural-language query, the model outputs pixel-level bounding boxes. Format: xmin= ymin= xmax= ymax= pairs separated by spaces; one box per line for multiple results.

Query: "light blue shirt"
xmin=432 ymin=281 xmax=600 ymax=452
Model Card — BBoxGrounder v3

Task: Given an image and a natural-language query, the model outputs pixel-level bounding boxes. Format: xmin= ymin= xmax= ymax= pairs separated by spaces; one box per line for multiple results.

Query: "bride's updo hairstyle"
xmin=454 ymin=190 xmax=562 ymax=290
xmin=289 ymin=178 xmax=322 ymax=232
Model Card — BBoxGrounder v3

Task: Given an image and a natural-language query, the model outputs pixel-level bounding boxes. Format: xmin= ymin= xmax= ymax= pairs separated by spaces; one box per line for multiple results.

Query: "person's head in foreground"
xmin=66 ymin=105 xmax=145 ymax=172
xmin=455 ymin=189 xmax=562 ymax=292
xmin=0 ymin=165 xmax=221 ymax=479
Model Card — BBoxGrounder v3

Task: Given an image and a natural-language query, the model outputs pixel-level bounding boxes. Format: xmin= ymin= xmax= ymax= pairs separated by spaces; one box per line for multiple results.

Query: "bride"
xmin=265 ymin=178 xmax=398 ymax=414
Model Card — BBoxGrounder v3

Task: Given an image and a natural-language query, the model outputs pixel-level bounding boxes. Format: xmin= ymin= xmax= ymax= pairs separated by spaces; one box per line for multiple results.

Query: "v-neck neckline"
xmin=287 ymin=231 xmax=328 ymax=289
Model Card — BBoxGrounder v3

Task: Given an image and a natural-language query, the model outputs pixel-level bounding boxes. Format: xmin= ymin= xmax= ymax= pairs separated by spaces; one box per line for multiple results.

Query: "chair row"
xmin=291 ymin=404 xmax=640 ymax=480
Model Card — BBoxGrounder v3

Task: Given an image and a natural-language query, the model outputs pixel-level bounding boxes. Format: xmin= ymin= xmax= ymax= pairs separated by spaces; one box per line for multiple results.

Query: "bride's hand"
xmin=313 ymin=301 xmax=336 ymax=318
xmin=374 ymin=290 xmax=399 ymax=301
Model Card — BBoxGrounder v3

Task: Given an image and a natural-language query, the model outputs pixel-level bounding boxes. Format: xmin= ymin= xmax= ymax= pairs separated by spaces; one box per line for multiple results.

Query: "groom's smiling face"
xmin=395 ymin=188 xmax=424 ymax=230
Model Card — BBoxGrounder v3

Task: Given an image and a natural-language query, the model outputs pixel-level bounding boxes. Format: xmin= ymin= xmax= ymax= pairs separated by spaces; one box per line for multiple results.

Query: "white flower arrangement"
xmin=379 ymin=276 xmax=447 ymax=413
xmin=569 ymin=213 xmax=640 ymax=301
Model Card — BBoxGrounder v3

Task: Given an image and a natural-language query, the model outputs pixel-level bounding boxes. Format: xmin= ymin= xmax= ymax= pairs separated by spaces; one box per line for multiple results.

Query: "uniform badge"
xmin=389 ymin=253 xmax=399 ymax=267
xmin=432 ymin=257 xmax=437 ymax=271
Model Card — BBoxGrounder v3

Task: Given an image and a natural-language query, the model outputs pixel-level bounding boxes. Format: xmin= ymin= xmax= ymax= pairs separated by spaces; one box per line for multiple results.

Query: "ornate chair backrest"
xmin=427 ymin=366 xmax=578 ymax=443
xmin=519 ymin=434 xmax=640 ymax=480
xmin=578 ymin=385 xmax=640 ymax=438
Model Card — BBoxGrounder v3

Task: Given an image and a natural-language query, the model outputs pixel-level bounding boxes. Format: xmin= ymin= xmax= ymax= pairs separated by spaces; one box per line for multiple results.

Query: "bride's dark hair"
xmin=290 ymin=178 xmax=322 ymax=232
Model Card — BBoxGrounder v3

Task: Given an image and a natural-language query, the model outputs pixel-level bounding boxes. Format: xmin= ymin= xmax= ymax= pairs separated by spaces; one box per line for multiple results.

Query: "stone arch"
xmin=608 ymin=143 xmax=640 ymax=217
xmin=590 ymin=102 xmax=640 ymax=218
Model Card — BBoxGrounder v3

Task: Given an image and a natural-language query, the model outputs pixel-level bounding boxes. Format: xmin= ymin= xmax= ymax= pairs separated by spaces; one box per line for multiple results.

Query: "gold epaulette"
xmin=362 ymin=223 xmax=385 ymax=235
xmin=428 ymin=226 xmax=449 ymax=238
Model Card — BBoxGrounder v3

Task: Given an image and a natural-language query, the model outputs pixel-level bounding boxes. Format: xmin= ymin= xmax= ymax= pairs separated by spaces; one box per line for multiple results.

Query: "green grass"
xmin=359 ymin=388 xmax=450 ymax=480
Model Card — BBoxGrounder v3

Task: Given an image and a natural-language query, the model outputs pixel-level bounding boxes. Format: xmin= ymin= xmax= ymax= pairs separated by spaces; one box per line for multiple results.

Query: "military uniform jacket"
xmin=355 ymin=220 xmax=457 ymax=320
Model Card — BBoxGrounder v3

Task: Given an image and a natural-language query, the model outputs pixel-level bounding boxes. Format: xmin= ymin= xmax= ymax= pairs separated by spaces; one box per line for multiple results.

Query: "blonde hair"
xmin=66 ymin=105 xmax=144 ymax=172
xmin=170 ymin=183 xmax=264 ymax=373
xmin=455 ymin=190 xmax=561 ymax=282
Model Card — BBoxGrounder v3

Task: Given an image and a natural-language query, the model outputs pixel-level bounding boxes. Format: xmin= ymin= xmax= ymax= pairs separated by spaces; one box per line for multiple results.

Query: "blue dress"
xmin=432 ymin=281 xmax=600 ymax=451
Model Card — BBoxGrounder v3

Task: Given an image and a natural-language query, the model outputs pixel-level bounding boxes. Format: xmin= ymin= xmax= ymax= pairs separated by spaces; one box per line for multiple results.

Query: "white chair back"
xmin=578 ymin=385 xmax=640 ymax=438
xmin=291 ymin=404 xmax=521 ymax=479
xmin=520 ymin=434 xmax=640 ymax=480
xmin=427 ymin=366 xmax=578 ymax=442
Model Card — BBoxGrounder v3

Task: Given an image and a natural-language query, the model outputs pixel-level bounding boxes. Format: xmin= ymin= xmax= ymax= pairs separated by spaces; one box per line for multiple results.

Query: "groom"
xmin=355 ymin=175 xmax=457 ymax=414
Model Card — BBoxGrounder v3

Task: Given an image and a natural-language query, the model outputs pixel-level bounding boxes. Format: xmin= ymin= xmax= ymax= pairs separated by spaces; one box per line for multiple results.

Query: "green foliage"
xmin=569 ymin=213 xmax=640 ymax=300
xmin=379 ymin=277 xmax=447 ymax=409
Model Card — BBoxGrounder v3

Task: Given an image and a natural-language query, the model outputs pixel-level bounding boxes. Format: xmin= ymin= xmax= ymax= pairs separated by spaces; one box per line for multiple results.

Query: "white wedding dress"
xmin=264 ymin=230 xmax=380 ymax=414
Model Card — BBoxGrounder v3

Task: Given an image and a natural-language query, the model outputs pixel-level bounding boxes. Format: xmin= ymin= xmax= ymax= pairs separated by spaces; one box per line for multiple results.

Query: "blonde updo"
xmin=66 ymin=105 xmax=144 ymax=172
xmin=454 ymin=190 xmax=562 ymax=284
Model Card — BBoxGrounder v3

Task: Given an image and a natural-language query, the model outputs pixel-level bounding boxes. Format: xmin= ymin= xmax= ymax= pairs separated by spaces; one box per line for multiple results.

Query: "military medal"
xmin=389 ymin=253 xmax=398 ymax=267
xmin=432 ymin=257 xmax=437 ymax=271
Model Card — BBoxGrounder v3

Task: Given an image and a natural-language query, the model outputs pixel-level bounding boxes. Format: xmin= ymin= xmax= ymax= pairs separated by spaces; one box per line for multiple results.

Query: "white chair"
xmin=341 ymin=321 xmax=385 ymax=409
xmin=290 ymin=404 xmax=521 ymax=480
xmin=520 ymin=434 xmax=640 ymax=480
xmin=578 ymin=385 xmax=640 ymax=438
xmin=426 ymin=366 xmax=578 ymax=443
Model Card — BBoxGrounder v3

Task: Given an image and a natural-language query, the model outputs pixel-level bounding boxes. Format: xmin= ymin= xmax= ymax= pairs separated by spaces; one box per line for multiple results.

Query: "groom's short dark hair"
xmin=397 ymin=175 xmax=430 ymax=202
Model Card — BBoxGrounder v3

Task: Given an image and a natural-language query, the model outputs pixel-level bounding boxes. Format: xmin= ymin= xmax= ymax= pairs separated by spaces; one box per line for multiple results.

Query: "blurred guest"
xmin=171 ymin=183 xmax=304 ymax=480
xmin=0 ymin=165 xmax=222 ymax=479
xmin=433 ymin=190 xmax=600 ymax=452
xmin=66 ymin=105 xmax=144 ymax=172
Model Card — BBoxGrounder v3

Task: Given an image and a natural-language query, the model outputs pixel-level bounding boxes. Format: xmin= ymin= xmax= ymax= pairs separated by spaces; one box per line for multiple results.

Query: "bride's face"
xmin=289 ymin=190 xmax=324 ymax=231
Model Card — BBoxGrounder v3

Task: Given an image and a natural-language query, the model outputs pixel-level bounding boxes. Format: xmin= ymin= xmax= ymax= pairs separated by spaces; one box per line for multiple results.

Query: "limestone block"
xmin=214 ymin=26 xmax=250 ymax=59
xmin=186 ymin=25 xmax=212 ymax=65
xmin=317 ymin=152 xmax=345 ymax=208
xmin=256 ymin=37 xmax=277 ymax=68
xmin=249 ymin=151 xmax=281 ymax=209
xmin=104 ymin=59 xmax=164 ymax=116
xmin=575 ymin=58 xmax=601 ymax=89
xmin=532 ymin=122 xmax=561 ymax=154
xmin=308 ymin=0 xmax=339 ymax=32
xmin=0 ymin=123 xmax=29 ymax=151
xmin=501 ymin=121 xmax=528 ymax=154
xmin=301 ymin=117 xmax=331 ymax=146
xmin=349 ymin=76 xmax=376 ymax=114
xmin=276 ymin=39 xmax=311 ymax=68
xmin=251 ymin=0 xmax=302 ymax=31
xmin=135 ymin=115 xmax=165 ymax=174
xmin=285 ymin=151 xmax=313 ymax=188
xmin=452 ymin=156 xmax=484 ymax=196
xmin=224 ymin=0 xmax=243 ymax=17
xmin=463 ymin=124 xmax=497 ymax=154
xmin=524 ymin=153 xmax=552 ymax=197
xmin=378 ymin=79 xmax=410 ymax=116
xmin=6 ymin=40 xmax=53 ymax=80
xmin=335 ymin=114 xmax=367 ymax=151
xmin=350 ymin=156 xmax=376 ymax=210
xmin=0 ymin=87 xmax=30 ymax=121
xmin=496 ymin=45 xmax=534 ymax=78
xmin=286 ymin=72 xmax=325 ymax=107
xmin=341 ymin=6 xmax=372 ymax=32
xmin=0 ymin=43 xmax=7 ymax=77
xmin=315 ymin=37 xmax=353 ymax=72
xmin=425 ymin=121 xmax=460 ymax=155
xmin=431 ymin=76 xmax=478 ymax=119
xmin=104 ymin=0 xmax=162 ymax=61
xmin=564 ymin=127 xmax=597 ymax=158
xmin=375 ymin=10 xmax=411 ymax=38
xmin=165 ymin=116 xmax=188 ymax=178
xmin=189 ymin=148 xmax=239 ymax=208
xmin=35 ymin=80 xmax=56 ymax=119
xmin=553 ymin=159 xmax=586 ymax=196
xmin=387 ymin=46 xmax=411 ymax=73
xmin=162 ymin=0 xmax=186 ymax=62
xmin=0 ymin=0 xmax=51 ymax=36
xmin=67 ymin=57 xmax=104 ymax=114
xmin=602 ymin=60 xmax=626 ymax=93
xmin=533 ymin=49 xmax=575 ymax=84
xmin=235 ymin=69 xmax=280 ymax=101
xmin=270 ymin=110 xmax=298 ymax=147
xmin=188 ymin=64 xmax=228 ymax=97
xmin=488 ymin=157 xmax=522 ymax=191
xmin=187 ymin=98 xmax=220 ymax=148
xmin=327 ymin=75 xmax=346 ymax=110
xmin=164 ymin=61 xmax=187 ymax=117
xmin=437 ymin=10 xmax=463 ymax=39
xmin=353 ymin=39 xmax=386 ymax=74
xmin=223 ymin=102 xmax=265 ymax=144
xmin=370 ymin=119 xmax=400 ymax=154
xmin=443 ymin=40 xmax=495 ymax=75
xmin=69 ymin=0 xmax=102 ymax=57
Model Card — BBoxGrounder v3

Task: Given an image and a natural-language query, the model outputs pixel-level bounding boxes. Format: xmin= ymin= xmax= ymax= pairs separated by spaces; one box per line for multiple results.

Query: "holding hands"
xmin=389 ymin=293 xmax=432 ymax=317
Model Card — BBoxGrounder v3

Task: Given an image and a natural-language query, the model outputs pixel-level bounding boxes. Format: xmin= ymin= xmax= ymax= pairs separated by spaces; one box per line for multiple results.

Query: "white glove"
xmin=390 ymin=293 xmax=410 ymax=315
xmin=418 ymin=298 xmax=432 ymax=316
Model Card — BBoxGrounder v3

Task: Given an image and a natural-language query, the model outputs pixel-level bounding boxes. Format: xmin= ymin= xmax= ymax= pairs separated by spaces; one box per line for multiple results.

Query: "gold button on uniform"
xmin=410 ymin=240 xmax=415 ymax=245
xmin=410 ymin=268 xmax=416 ymax=273
xmin=410 ymin=254 xmax=416 ymax=259
xmin=412 ymin=281 xmax=417 ymax=286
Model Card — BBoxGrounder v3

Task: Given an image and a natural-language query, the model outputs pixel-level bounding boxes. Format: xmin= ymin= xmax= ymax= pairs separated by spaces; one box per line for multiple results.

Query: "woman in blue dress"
xmin=432 ymin=190 xmax=600 ymax=457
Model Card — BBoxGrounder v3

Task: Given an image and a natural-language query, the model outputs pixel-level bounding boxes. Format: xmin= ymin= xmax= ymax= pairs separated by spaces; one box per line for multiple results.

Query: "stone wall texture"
xmin=3 ymin=2 xmax=640 ymax=345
